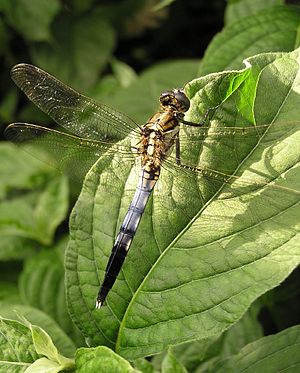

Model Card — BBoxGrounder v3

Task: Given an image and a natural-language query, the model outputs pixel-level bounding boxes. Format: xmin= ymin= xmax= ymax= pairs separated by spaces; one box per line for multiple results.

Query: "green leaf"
xmin=33 ymin=177 xmax=69 ymax=245
xmin=30 ymin=14 xmax=115 ymax=90
xmin=0 ymin=143 xmax=67 ymax=247
xmin=0 ymin=18 xmax=7 ymax=57
xmin=111 ymin=59 xmax=138 ymax=88
xmin=1 ymin=0 xmax=60 ymax=42
xmin=66 ymin=49 xmax=300 ymax=359
xmin=29 ymin=324 xmax=74 ymax=369
xmin=212 ymin=325 xmax=300 ymax=372
xmin=0 ymin=304 xmax=76 ymax=358
xmin=225 ymin=0 xmax=284 ymax=25
xmin=161 ymin=350 xmax=188 ymax=373
xmin=153 ymin=0 xmax=176 ymax=11
xmin=0 ymin=282 xmax=20 ymax=304
xmin=0 ymin=175 xmax=68 ymax=246
xmin=0 ymin=143 xmax=52 ymax=200
xmin=24 ymin=357 xmax=64 ymax=373
xmin=0 ymin=235 xmax=37 ymax=262
xmin=218 ymin=303 xmax=263 ymax=358
xmin=200 ymin=5 xmax=300 ymax=75
xmin=161 ymin=303 xmax=262 ymax=372
xmin=0 ymin=89 xmax=17 ymax=123
xmin=0 ymin=317 xmax=39 ymax=372
xmin=75 ymin=346 xmax=138 ymax=373
xmin=19 ymin=238 xmax=85 ymax=346
xmin=133 ymin=358 xmax=155 ymax=373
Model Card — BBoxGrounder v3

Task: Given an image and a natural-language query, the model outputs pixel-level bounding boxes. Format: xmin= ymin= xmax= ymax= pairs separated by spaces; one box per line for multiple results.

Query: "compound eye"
xmin=173 ymin=89 xmax=190 ymax=111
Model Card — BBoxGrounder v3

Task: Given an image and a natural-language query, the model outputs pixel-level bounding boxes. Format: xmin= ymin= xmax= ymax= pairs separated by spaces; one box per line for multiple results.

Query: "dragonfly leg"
xmin=175 ymin=135 xmax=181 ymax=165
xmin=178 ymin=103 xmax=222 ymax=127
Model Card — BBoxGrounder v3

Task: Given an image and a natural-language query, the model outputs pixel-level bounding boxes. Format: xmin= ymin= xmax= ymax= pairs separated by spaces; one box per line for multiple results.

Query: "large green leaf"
xmin=211 ymin=325 xmax=300 ymax=372
xmin=65 ymin=49 xmax=300 ymax=359
xmin=199 ymin=5 xmax=300 ymax=75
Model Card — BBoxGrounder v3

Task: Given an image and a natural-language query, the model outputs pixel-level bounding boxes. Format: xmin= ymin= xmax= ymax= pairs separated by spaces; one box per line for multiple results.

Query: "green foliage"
xmin=0 ymin=317 xmax=40 ymax=372
xmin=75 ymin=346 xmax=139 ymax=372
xmin=1 ymin=0 xmax=300 ymax=372
xmin=0 ymin=316 xmax=75 ymax=372
xmin=212 ymin=325 xmax=300 ymax=372
xmin=1 ymin=0 xmax=60 ymax=42
xmin=0 ymin=304 xmax=76 ymax=357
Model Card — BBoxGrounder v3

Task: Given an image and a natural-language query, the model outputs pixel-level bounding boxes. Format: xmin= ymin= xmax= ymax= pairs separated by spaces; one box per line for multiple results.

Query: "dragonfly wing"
xmin=178 ymin=121 xmax=298 ymax=145
xmin=5 ymin=123 xmax=135 ymax=181
xmin=11 ymin=64 xmax=139 ymax=141
xmin=154 ymin=154 xmax=300 ymax=253
xmin=153 ymin=118 xmax=300 ymax=248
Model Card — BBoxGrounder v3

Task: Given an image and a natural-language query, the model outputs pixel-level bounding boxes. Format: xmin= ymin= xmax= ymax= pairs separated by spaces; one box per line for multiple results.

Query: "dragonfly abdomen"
xmin=96 ymin=167 xmax=160 ymax=308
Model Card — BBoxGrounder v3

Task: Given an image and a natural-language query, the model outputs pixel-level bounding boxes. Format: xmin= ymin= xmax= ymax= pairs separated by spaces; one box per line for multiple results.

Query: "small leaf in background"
xmin=24 ymin=357 xmax=64 ymax=373
xmin=0 ymin=282 xmax=20 ymax=304
xmin=0 ymin=143 xmax=53 ymax=200
xmin=0 ymin=89 xmax=17 ymax=124
xmin=133 ymin=358 xmax=155 ymax=373
xmin=34 ymin=176 xmax=69 ymax=245
xmin=29 ymin=323 xmax=74 ymax=369
xmin=199 ymin=5 xmax=300 ymax=75
xmin=19 ymin=237 xmax=85 ymax=347
xmin=225 ymin=0 xmax=284 ymax=25
xmin=0 ymin=317 xmax=40 ymax=372
xmin=75 ymin=346 xmax=139 ymax=373
xmin=99 ymin=59 xmax=199 ymax=123
xmin=212 ymin=325 xmax=300 ymax=372
xmin=153 ymin=0 xmax=176 ymax=11
xmin=0 ymin=235 xmax=37 ymax=262
xmin=0 ymin=176 xmax=68 ymax=245
xmin=30 ymin=14 xmax=116 ymax=91
xmin=0 ymin=304 xmax=76 ymax=358
xmin=1 ymin=0 xmax=60 ymax=42
xmin=161 ymin=350 xmax=188 ymax=373
xmin=111 ymin=58 xmax=138 ymax=88
xmin=0 ymin=18 xmax=7 ymax=57
xmin=0 ymin=143 xmax=69 ymax=246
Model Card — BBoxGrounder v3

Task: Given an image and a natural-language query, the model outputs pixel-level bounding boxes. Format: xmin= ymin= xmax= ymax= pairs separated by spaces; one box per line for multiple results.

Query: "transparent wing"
xmin=4 ymin=123 xmax=135 ymax=180
xmin=150 ymin=118 xmax=300 ymax=247
xmin=178 ymin=121 xmax=297 ymax=145
xmin=11 ymin=64 xmax=140 ymax=141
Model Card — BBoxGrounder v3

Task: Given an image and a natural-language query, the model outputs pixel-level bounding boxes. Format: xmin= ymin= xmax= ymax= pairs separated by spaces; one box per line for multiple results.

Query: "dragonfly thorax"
xmin=138 ymin=111 xmax=180 ymax=170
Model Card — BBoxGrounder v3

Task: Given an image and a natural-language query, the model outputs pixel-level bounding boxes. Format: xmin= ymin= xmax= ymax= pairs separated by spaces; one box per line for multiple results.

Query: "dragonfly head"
xmin=160 ymin=88 xmax=190 ymax=112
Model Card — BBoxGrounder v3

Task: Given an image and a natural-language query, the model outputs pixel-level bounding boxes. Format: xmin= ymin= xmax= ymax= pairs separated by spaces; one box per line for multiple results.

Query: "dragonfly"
xmin=5 ymin=64 xmax=300 ymax=309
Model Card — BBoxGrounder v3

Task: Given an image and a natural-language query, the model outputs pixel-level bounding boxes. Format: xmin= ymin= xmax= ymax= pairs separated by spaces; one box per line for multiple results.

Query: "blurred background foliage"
xmin=0 ymin=0 xmax=225 ymax=128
